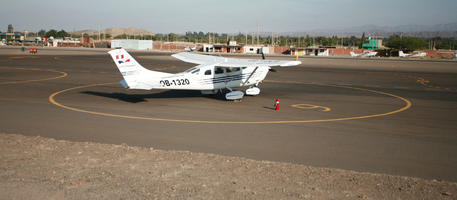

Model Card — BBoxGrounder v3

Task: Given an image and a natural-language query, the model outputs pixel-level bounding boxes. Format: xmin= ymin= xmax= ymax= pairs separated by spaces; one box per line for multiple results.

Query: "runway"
xmin=1 ymin=47 xmax=457 ymax=181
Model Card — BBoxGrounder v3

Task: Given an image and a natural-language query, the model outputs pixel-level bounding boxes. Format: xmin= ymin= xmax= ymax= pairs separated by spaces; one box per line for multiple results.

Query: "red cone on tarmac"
xmin=275 ymin=99 xmax=280 ymax=111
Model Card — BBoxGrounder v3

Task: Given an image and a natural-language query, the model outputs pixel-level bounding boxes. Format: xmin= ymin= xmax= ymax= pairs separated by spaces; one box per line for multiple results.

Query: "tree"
xmin=168 ymin=33 xmax=178 ymax=42
xmin=56 ymin=29 xmax=69 ymax=38
xmin=359 ymin=32 xmax=365 ymax=48
xmin=427 ymin=37 xmax=457 ymax=50
xmin=386 ymin=36 xmax=427 ymax=51
xmin=45 ymin=29 xmax=58 ymax=38
xmin=38 ymin=29 xmax=46 ymax=37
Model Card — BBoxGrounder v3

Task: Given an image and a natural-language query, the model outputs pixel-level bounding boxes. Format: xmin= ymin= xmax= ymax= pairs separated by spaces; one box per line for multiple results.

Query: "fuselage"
xmin=143 ymin=64 xmax=269 ymax=90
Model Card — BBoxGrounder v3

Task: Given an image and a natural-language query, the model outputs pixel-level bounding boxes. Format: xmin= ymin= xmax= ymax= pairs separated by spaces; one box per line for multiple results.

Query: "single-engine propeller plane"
xmin=108 ymin=48 xmax=301 ymax=100
xmin=350 ymin=51 xmax=378 ymax=57
xmin=399 ymin=51 xmax=426 ymax=58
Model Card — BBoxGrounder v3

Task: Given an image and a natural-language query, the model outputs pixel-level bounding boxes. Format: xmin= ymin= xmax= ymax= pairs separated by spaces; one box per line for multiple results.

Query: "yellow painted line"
xmin=363 ymin=85 xmax=381 ymax=88
xmin=291 ymin=104 xmax=331 ymax=112
xmin=0 ymin=67 xmax=67 ymax=85
xmin=8 ymin=56 xmax=38 ymax=59
xmin=49 ymin=80 xmax=412 ymax=124
xmin=393 ymin=86 xmax=410 ymax=90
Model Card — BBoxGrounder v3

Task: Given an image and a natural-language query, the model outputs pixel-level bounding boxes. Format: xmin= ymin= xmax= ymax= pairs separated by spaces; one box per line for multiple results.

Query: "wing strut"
xmin=241 ymin=66 xmax=259 ymax=87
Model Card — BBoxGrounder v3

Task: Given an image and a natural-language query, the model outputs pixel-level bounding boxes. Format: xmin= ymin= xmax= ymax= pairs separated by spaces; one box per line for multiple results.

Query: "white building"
xmin=111 ymin=40 xmax=153 ymax=50
xmin=202 ymin=44 xmax=214 ymax=52
xmin=243 ymin=45 xmax=265 ymax=54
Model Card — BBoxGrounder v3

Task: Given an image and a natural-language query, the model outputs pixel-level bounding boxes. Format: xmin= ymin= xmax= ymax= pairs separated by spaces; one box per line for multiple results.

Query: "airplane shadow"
xmin=81 ymin=90 xmax=225 ymax=103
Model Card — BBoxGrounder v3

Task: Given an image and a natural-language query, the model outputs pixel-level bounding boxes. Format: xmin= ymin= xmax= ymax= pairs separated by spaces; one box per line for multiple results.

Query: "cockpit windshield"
xmin=184 ymin=67 xmax=197 ymax=73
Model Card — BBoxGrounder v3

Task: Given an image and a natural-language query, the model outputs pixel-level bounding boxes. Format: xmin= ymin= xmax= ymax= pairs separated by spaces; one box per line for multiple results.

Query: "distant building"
xmin=7 ymin=24 xmax=13 ymax=33
xmin=111 ymin=40 xmax=153 ymax=50
xmin=362 ymin=38 xmax=383 ymax=50
xmin=0 ymin=32 xmax=20 ymax=41
xmin=212 ymin=43 xmax=243 ymax=53
xmin=243 ymin=45 xmax=263 ymax=54
xmin=202 ymin=44 xmax=214 ymax=52
xmin=290 ymin=47 xmax=329 ymax=56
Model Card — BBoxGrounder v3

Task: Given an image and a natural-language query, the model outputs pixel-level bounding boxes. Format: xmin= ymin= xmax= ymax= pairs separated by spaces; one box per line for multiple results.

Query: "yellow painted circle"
xmin=49 ymin=81 xmax=412 ymax=124
xmin=0 ymin=67 xmax=68 ymax=85
xmin=291 ymin=104 xmax=331 ymax=112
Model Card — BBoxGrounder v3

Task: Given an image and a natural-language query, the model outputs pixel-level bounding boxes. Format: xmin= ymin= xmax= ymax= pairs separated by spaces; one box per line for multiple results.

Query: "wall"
xmin=153 ymin=42 xmax=200 ymax=51
xmin=423 ymin=50 xmax=457 ymax=59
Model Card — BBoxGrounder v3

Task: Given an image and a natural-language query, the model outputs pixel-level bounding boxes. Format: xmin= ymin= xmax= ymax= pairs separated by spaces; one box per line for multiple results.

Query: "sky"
xmin=1 ymin=0 xmax=457 ymax=33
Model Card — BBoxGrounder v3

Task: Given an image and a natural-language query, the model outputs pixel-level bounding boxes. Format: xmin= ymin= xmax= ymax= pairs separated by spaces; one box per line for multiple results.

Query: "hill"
xmin=72 ymin=27 xmax=153 ymax=37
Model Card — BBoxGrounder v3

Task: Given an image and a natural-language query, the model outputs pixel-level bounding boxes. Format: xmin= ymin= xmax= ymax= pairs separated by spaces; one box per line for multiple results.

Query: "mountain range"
xmin=71 ymin=22 xmax=457 ymax=38
xmin=290 ymin=22 xmax=457 ymax=38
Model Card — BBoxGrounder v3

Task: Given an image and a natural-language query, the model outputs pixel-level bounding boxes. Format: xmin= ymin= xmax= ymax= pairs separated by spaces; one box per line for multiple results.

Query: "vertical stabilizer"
xmin=108 ymin=48 xmax=170 ymax=89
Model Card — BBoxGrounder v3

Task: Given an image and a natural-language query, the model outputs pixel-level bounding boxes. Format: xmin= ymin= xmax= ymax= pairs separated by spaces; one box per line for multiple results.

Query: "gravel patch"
xmin=0 ymin=133 xmax=455 ymax=199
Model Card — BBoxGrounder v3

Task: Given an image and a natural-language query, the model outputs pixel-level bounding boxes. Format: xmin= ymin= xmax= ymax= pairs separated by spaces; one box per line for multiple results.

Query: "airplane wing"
xmin=172 ymin=52 xmax=301 ymax=67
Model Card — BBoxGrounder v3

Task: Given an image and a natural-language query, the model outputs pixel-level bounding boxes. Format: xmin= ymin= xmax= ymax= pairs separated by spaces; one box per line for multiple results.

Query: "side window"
xmin=231 ymin=67 xmax=240 ymax=72
xmin=225 ymin=68 xmax=232 ymax=73
xmin=215 ymin=67 xmax=224 ymax=74
xmin=241 ymin=67 xmax=247 ymax=70
xmin=204 ymin=70 xmax=212 ymax=75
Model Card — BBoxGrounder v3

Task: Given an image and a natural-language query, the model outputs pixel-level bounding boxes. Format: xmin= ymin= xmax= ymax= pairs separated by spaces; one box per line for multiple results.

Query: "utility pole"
xmin=271 ymin=32 xmax=274 ymax=45
xmin=256 ymin=22 xmax=259 ymax=45
xmin=252 ymin=32 xmax=254 ymax=45
xmin=245 ymin=32 xmax=247 ymax=45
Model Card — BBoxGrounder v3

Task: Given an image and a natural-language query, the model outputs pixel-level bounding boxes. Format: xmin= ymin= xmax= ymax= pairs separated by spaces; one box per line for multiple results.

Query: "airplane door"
xmin=213 ymin=66 xmax=226 ymax=89
xmin=202 ymin=67 xmax=215 ymax=89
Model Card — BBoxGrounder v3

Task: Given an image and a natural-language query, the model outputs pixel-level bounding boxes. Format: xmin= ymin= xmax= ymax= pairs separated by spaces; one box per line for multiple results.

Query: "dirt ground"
xmin=0 ymin=133 xmax=455 ymax=200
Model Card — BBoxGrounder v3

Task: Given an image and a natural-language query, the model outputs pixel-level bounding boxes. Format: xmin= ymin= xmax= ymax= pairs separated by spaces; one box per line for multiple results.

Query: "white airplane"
xmin=399 ymin=51 xmax=426 ymax=58
xmin=350 ymin=51 xmax=378 ymax=57
xmin=184 ymin=46 xmax=196 ymax=51
xmin=108 ymin=48 xmax=301 ymax=100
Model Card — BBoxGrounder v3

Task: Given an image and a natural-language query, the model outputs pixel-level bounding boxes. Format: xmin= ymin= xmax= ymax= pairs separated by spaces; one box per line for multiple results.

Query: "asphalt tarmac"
xmin=1 ymin=47 xmax=457 ymax=181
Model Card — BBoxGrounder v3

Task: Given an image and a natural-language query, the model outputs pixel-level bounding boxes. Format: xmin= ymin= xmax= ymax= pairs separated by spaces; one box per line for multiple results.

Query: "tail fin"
xmin=108 ymin=48 xmax=170 ymax=89
xmin=399 ymin=51 xmax=405 ymax=57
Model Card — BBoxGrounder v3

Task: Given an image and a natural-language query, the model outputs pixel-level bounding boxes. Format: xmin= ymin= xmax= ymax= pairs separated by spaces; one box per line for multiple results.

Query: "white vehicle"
xmin=399 ymin=51 xmax=426 ymax=58
xmin=108 ymin=48 xmax=301 ymax=100
xmin=350 ymin=51 xmax=378 ymax=57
